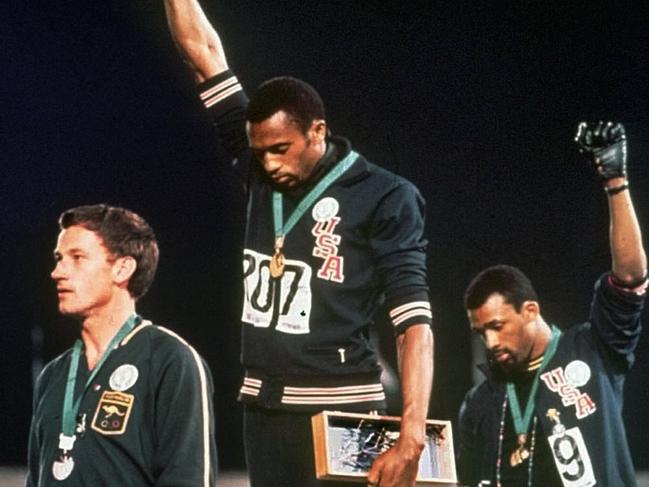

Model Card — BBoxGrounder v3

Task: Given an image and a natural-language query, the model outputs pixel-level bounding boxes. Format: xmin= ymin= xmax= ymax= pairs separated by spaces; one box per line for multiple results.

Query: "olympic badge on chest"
xmin=109 ymin=364 xmax=139 ymax=392
xmin=311 ymin=197 xmax=345 ymax=283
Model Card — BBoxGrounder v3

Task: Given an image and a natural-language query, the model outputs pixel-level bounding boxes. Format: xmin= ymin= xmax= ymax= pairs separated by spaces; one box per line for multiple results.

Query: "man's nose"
xmin=263 ymin=155 xmax=281 ymax=174
xmin=51 ymin=261 xmax=65 ymax=281
xmin=484 ymin=331 xmax=499 ymax=349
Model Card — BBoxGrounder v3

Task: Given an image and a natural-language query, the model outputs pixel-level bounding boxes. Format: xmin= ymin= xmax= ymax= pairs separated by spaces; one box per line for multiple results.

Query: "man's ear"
xmin=113 ymin=256 xmax=137 ymax=287
xmin=521 ymin=300 xmax=540 ymax=321
xmin=309 ymin=119 xmax=327 ymax=144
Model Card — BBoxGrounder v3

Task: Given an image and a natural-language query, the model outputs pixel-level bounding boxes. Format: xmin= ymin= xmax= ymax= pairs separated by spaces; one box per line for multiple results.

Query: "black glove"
xmin=574 ymin=121 xmax=627 ymax=180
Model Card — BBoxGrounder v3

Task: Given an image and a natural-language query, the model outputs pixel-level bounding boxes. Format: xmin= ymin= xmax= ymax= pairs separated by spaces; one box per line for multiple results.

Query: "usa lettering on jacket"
xmin=312 ymin=217 xmax=344 ymax=283
xmin=540 ymin=365 xmax=597 ymax=419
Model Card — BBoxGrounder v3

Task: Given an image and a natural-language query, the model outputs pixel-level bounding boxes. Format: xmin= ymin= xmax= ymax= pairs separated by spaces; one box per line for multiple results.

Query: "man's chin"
xmin=490 ymin=354 xmax=519 ymax=373
xmin=496 ymin=361 xmax=515 ymax=373
xmin=272 ymin=178 xmax=298 ymax=189
xmin=496 ymin=359 xmax=530 ymax=377
xmin=58 ymin=305 xmax=82 ymax=319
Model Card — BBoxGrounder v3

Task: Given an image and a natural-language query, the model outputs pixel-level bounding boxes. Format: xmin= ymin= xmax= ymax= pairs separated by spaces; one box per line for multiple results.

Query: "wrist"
xmin=395 ymin=433 xmax=426 ymax=462
xmin=604 ymin=180 xmax=629 ymax=196
xmin=604 ymin=176 xmax=626 ymax=187
xmin=399 ymin=421 xmax=427 ymax=451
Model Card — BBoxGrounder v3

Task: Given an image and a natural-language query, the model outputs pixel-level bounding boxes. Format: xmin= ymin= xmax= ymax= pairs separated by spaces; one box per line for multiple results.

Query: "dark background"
xmin=2 ymin=0 xmax=648 ymax=471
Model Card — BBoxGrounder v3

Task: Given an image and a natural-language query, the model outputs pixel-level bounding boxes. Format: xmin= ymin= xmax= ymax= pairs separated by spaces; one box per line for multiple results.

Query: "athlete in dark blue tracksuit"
xmin=164 ymin=1 xmax=435 ymax=486
xmin=458 ymin=122 xmax=647 ymax=487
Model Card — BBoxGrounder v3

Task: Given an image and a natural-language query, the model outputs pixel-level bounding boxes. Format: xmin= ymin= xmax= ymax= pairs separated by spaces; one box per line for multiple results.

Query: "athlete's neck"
xmin=528 ymin=317 xmax=552 ymax=364
xmin=80 ymin=299 xmax=136 ymax=370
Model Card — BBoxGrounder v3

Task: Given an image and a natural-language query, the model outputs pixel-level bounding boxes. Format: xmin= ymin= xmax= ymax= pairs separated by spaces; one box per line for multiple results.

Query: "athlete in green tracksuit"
xmin=27 ymin=204 xmax=218 ymax=486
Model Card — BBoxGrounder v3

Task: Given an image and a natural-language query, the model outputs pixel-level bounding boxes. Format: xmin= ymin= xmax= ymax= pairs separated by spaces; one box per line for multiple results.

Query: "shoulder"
xmin=461 ymin=380 xmax=493 ymax=406
xmin=361 ymin=158 xmax=421 ymax=194
xmin=123 ymin=321 xmax=207 ymax=370
xmin=365 ymin=163 xmax=426 ymax=218
xmin=33 ymin=348 xmax=74 ymax=399
xmin=333 ymin=138 xmax=422 ymax=197
xmin=460 ymin=377 xmax=503 ymax=421
xmin=347 ymin=156 xmax=424 ymax=211
xmin=125 ymin=323 xmax=213 ymax=395
xmin=37 ymin=348 xmax=73 ymax=383
xmin=556 ymin=322 xmax=588 ymax=341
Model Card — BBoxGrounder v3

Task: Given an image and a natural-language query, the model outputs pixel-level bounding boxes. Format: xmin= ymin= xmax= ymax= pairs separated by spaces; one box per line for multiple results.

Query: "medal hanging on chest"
xmin=269 ymin=236 xmax=285 ymax=278
xmin=270 ymin=151 xmax=359 ymax=279
xmin=52 ymin=456 xmax=75 ymax=481
xmin=52 ymin=434 xmax=76 ymax=480
xmin=505 ymin=325 xmax=561 ymax=469
xmin=510 ymin=433 xmax=530 ymax=467
xmin=52 ymin=315 xmax=139 ymax=481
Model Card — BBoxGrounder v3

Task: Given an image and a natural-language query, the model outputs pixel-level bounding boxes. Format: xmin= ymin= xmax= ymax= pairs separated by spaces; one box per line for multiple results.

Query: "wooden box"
xmin=312 ymin=411 xmax=457 ymax=485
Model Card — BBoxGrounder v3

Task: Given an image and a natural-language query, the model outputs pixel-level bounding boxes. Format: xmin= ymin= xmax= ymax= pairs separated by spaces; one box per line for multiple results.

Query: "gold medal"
xmin=269 ymin=236 xmax=285 ymax=278
xmin=269 ymin=250 xmax=285 ymax=278
xmin=510 ymin=434 xmax=529 ymax=467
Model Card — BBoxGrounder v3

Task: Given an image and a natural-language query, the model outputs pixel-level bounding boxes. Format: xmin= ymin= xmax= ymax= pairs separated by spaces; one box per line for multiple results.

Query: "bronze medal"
xmin=269 ymin=250 xmax=285 ymax=278
xmin=510 ymin=433 xmax=529 ymax=467
xmin=510 ymin=449 xmax=522 ymax=467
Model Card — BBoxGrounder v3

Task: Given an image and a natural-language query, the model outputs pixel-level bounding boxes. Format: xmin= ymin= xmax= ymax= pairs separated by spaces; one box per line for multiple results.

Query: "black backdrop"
xmin=2 ymin=0 xmax=648 ymax=470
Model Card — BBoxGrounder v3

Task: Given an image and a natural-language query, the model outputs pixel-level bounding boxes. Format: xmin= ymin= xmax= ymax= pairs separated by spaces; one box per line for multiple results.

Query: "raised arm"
xmin=608 ymin=179 xmax=646 ymax=285
xmin=164 ymin=0 xmax=229 ymax=83
xmin=575 ymin=121 xmax=647 ymax=287
xmin=165 ymin=0 xmax=250 ymax=165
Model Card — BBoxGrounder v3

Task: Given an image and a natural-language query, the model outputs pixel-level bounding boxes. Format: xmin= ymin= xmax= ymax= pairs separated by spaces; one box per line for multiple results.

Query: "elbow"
xmin=612 ymin=268 xmax=648 ymax=289
xmin=613 ymin=250 xmax=648 ymax=285
xmin=175 ymin=38 xmax=228 ymax=80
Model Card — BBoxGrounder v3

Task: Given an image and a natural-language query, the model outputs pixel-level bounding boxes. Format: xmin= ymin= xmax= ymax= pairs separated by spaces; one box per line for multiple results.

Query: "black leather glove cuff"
xmin=592 ymin=141 xmax=627 ymax=180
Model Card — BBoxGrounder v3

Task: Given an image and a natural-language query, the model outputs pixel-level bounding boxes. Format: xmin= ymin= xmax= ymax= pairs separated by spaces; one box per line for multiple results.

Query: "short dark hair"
xmin=59 ymin=204 xmax=159 ymax=299
xmin=464 ymin=264 xmax=538 ymax=312
xmin=246 ymin=76 xmax=325 ymax=133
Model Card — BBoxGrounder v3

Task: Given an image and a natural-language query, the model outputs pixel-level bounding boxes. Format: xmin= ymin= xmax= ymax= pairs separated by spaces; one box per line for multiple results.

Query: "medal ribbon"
xmin=272 ymin=150 xmax=359 ymax=243
xmin=506 ymin=325 xmax=561 ymax=440
xmin=61 ymin=314 xmax=140 ymax=439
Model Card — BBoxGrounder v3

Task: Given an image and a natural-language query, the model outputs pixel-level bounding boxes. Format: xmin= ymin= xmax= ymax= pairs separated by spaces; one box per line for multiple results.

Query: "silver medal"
xmin=52 ymin=455 xmax=74 ymax=481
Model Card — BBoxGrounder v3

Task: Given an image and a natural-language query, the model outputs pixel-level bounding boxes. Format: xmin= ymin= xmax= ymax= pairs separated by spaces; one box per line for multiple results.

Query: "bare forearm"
xmin=164 ymin=0 xmax=229 ymax=83
xmin=606 ymin=178 xmax=647 ymax=283
xmin=367 ymin=326 xmax=433 ymax=487
xmin=397 ymin=324 xmax=434 ymax=446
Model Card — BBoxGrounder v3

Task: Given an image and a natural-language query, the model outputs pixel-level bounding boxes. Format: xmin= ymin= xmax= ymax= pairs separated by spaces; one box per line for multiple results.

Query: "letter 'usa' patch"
xmin=91 ymin=391 xmax=134 ymax=435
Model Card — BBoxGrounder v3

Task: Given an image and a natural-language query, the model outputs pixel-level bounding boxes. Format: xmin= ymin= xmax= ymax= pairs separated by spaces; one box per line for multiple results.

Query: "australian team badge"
xmin=91 ymin=391 xmax=134 ymax=435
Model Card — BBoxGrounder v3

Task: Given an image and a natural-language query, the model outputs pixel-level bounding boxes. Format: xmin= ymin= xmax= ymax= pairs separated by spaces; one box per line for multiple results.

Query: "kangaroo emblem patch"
xmin=92 ymin=391 xmax=134 ymax=435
